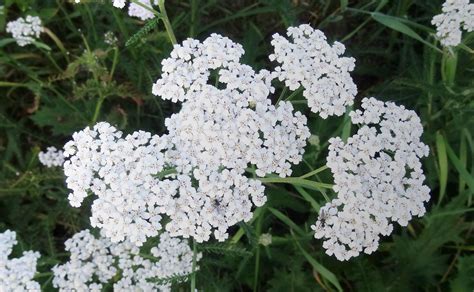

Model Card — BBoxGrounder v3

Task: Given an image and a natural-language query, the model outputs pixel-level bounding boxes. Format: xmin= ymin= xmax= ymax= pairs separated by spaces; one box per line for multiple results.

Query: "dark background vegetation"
xmin=0 ymin=0 xmax=473 ymax=291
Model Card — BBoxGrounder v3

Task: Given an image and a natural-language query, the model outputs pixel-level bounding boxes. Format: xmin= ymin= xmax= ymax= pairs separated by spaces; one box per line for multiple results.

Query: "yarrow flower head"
xmin=62 ymin=121 xmax=269 ymax=244
xmin=38 ymin=146 xmax=65 ymax=168
xmin=164 ymin=85 xmax=310 ymax=177
xmin=150 ymin=34 xmax=310 ymax=241
xmin=52 ymin=230 xmax=199 ymax=292
xmin=6 ymin=15 xmax=43 ymax=47
xmin=63 ymin=122 xmax=171 ymax=245
xmin=312 ymin=97 xmax=430 ymax=261
xmin=269 ymin=24 xmax=357 ymax=118
xmin=154 ymin=34 xmax=310 ymax=177
xmin=152 ymin=34 xmax=245 ymax=103
xmin=113 ymin=0 xmax=158 ymax=21
xmin=432 ymin=0 xmax=474 ymax=47
xmin=163 ymin=168 xmax=267 ymax=242
xmin=0 ymin=230 xmax=41 ymax=291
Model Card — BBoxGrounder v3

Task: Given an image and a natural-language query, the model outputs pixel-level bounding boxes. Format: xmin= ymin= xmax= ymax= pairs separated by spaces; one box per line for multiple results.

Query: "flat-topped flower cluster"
xmin=270 ymin=24 xmax=357 ymax=118
xmin=63 ymin=31 xmax=316 ymax=245
xmin=58 ymin=24 xmax=430 ymax=263
xmin=0 ymin=230 xmax=40 ymax=291
xmin=6 ymin=15 xmax=43 ymax=47
xmin=39 ymin=146 xmax=65 ymax=168
xmin=52 ymin=230 xmax=199 ymax=291
xmin=432 ymin=0 xmax=474 ymax=47
xmin=312 ymin=98 xmax=430 ymax=260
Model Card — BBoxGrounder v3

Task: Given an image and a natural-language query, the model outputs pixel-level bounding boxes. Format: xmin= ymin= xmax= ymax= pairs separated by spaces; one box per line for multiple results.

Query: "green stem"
xmin=154 ymin=168 xmax=178 ymax=179
xmin=191 ymin=239 xmax=197 ymax=291
xmin=91 ymin=95 xmax=106 ymax=125
xmin=34 ymin=272 xmax=53 ymax=279
xmin=299 ymin=165 xmax=329 ymax=179
xmin=43 ymin=27 xmax=70 ymax=62
xmin=275 ymin=87 xmax=287 ymax=105
xmin=190 ymin=0 xmax=198 ymax=37
xmin=109 ymin=47 xmax=119 ymax=80
xmin=230 ymin=207 xmax=264 ymax=244
xmin=284 ymin=87 xmax=303 ymax=101
xmin=44 ymin=51 xmax=62 ymax=71
xmin=80 ymin=33 xmax=106 ymax=125
xmin=158 ymin=0 xmax=178 ymax=45
xmin=441 ymin=49 xmax=457 ymax=87
xmin=258 ymin=177 xmax=333 ymax=190
xmin=253 ymin=209 xmax=264 ymax=292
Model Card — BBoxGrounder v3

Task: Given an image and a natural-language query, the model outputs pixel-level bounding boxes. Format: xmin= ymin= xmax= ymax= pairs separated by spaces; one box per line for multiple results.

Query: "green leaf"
xmin=0 ymin=38 xmax=16 ymax=48
xmin=199 ymin=242 xmax=252 ymax=257
xmin=371 ymin=12 xmax=442 ymax=53
xmin=0 ymin=5 xmax=6 ymax=32
xmin=294 ymin=239 xmax=343 ymax=292
xmin=341 ymin=106 xmax=352 ymax=142
xmin=31 ymin=100 xmax=88 ymax=135
xmin=268 ymin=207 xmax=305 ymax=236
xmin=125 ymin=17 xmax=161 ymax=48
xmin=294 ymin=186 xmax=320 ymax=211
xmin=446 ymin=140 xmax=474 ymax=193
xmin=339 ymin=0 xmax=348 ymax=11
xmin=459 ymin=131 xmax=468 ymax=193
xmin=259 ymin=177 xmax=333 ymax=191
xmin=450 ymin=256 xmax=474 ymax=291
xmin=39 ymin=8 xmax=58 ymax=21
xmin=32 ymin=41 xmax=52 ymax=51
xmin=436 ymin=132 xmax=448 ymax=204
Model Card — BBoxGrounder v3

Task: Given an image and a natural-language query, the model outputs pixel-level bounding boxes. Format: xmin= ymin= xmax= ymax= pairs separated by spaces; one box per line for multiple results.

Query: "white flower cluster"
xmin=150 ymin=34 xmax=310 ymax=241
xmin=432 ymin=0 xmax=474 ymax=47
xmin=269 ymin=24 xmax=357 ymax=118
xmin=164 ymin=84 xmax=309 ymax=178
xmin=163 ymin=169 xmax=267 ymax=242
xmin=152 ymin=34 xmax=245 ymax=102
xmin=38 ymin=146 xmax=65 ymax=168
xmin=0 ymin=230 xmax=41 ymax=291
xmin=52 ymin=230 xmax=199 ymax=292
xmin=154 ymin=34 xmax=310 ymax=178
xmin=104 ymin=31 xmax=118 ymax=46
xmin=6 ymin=15 xmax=43 ymax=47
xmin=312 ymin=97 xmax=430 ymax=261
xmin=113 ymin=0 xmax=158 ymax=21
xmin=63 ymin=122 xmax=169 ymax=245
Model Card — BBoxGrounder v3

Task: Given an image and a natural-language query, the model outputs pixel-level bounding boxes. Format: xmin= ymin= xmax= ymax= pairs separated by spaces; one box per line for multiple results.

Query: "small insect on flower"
xmin=211 ymin=198 xmax=225 ymax=215
xmin=317 ymin=208 xmax=329 ymax=226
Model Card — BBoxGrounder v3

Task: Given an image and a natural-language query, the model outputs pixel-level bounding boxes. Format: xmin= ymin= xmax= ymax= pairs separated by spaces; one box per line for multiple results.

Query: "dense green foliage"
xmin=1 ymin=0 xmax=473 ymax=291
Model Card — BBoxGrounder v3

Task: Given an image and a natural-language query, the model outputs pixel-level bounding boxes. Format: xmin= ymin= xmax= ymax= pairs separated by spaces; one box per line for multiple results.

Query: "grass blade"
xmin=371 ymin=12 xmax=442 ymax=53
xmin=446 ymin=140 xmax=474 ymax=193
xmin=294 ymin=239 xmax=343 ymax=292
xmin=436 ymin=132 xmax=448 ymax=205
xmin=268 ymin=207 xmax=305 ymax=236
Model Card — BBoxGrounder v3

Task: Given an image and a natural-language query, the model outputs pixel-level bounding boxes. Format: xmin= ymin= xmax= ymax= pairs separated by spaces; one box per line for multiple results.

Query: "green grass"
xmin=1 ymin=0 xmax=473 ymax=291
